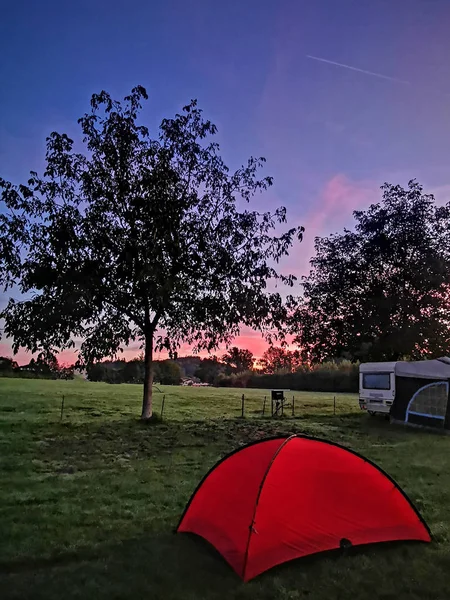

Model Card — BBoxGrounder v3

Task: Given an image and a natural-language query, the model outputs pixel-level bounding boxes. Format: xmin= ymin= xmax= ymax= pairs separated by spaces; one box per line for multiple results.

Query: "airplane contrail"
xmin=306 ymin=55 xmax=411 ymax=86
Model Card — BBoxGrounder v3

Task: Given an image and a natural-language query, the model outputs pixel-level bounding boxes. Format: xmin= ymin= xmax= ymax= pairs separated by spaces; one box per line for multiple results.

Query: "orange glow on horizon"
xmin=0 ymin=331 xmax=297 ymax=366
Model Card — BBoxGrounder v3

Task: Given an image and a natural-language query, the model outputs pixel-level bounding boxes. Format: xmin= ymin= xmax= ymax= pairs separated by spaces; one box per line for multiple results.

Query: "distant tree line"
xmin=216 ymin=360 xmax=359 ymax=393
xmin=86 ymin=356 xmax=184 ymax=385
xmin=82 ymin=348 xmax=252 ymax=385
xmin=85 ymin=354 xmax=218 ymax=385
xmin=0 ymin=354 xmax=74 ymax=379
xmin=80 ymin=346 xmax=358 ymax=392
xmin=0 ymin=347 xmax=358 ymax=392
xmin=215 ymin=347 xmax=358 ymax=392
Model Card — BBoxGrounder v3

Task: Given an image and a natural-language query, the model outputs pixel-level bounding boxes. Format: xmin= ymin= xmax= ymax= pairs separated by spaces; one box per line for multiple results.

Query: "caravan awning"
xmin=395 ymin=358 xmax=450 ymax=380
xmin=360 ymin=357 xmax=450 ymax=380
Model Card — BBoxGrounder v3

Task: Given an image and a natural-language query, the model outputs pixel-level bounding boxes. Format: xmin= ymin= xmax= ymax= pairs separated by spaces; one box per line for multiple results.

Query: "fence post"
xmin=292 ymin=395 xmax=295 ymax=417
xmin=262 ymin=396 xmax=266 ymax=416
xmin=60 ymin=395 xmax=65 ymax=421
xmin=161 ymin=395 xmax=166 ymax=420
xmin=333 ymin=395 xmax=336 ymax=416
xmin=241 ymin=394 xmax=245 ymax=418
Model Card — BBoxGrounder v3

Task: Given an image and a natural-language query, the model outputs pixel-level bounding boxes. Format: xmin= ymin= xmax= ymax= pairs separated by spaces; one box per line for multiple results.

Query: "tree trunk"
xmin=141 ymin=331 xmax=154 ymax=419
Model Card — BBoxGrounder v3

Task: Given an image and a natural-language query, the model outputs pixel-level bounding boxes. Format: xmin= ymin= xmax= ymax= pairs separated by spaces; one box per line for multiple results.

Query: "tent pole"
xmin=241 ymin=435 xmax=297 ymax=580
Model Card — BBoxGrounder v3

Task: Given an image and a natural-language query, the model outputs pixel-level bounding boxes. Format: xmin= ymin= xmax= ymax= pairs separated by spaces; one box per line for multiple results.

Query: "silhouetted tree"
xmin=0 ymin=356 xmax=18 ymax=372
xmin=194 ymin=356 xmax=224 ymax=384
xmin=221 ymin=346 xmax=254 ymax=373
xmin=291 ymin=180 xmax=450 ymax=362
xmin=33 ymin=352 xmax=59 ymax=376
xmin=0 ymin=86 xmax=303 ymax=418
xmin=58 ymin=365 xmax=75 ymax=380
xmin=175 ymin=356 xmax=202 ymax=377
xmin=86 ymin=359 xmax=126 ymax=383
xmin=86 ymin=362 xmax=108 ymax=382
xmin=158 ymin=360 xmax=182 ymax=385
xmin=123 ymin=357 xmax=145 ymax=383
xmin=259 ymin=346 xmax=301 ymax=374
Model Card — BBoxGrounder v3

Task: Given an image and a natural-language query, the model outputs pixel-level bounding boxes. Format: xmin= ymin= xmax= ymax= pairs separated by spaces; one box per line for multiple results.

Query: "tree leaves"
xmin=221 ymin=347 xmax=254 ymax=373
xmin=259 ymin=346 xmax=302 ymax=374
xmin=0 ymin=86 xmax=302 ymax=372
xmin=291 ymin=180 xmax=450 ymax=363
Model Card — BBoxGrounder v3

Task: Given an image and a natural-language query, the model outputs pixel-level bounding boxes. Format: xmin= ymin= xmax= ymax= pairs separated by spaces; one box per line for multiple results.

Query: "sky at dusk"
xmin=1 ymin=0 xmax=450 ymax=363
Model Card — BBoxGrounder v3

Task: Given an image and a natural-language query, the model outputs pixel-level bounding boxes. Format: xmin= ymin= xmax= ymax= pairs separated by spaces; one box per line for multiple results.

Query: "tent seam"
xmin=242 ymin=434 xmax=297 ymax=580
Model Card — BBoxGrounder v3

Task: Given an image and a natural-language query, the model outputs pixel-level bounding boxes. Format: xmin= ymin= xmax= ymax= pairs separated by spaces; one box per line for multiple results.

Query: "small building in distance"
xmin=181 ymin=377 xmax=210 ymax=387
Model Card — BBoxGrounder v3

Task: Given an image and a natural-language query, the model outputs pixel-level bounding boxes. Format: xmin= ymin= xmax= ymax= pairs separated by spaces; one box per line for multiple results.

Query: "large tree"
xmin=0 ymin=86 xmax=303 ymax=418
xmin=291 ymin=180 xmax=450 ymax=363
xmin=221 ymin=346 xmax=254 ymax=373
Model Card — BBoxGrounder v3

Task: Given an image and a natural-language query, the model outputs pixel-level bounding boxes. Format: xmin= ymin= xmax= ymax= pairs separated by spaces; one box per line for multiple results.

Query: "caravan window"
xmin=362 ymin=373 xmax=391 ymax=390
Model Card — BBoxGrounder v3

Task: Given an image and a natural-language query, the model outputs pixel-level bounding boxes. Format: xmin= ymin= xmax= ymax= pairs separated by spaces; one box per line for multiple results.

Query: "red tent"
xmin=177 ymin=435 xmax=431 ymax=581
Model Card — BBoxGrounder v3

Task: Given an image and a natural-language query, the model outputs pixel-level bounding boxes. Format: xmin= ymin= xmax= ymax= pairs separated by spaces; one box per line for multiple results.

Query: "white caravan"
xmin=359 ymin=362 xmax=396 ymax=415
xmin=359 ymin=357 xmax=450 ymax=416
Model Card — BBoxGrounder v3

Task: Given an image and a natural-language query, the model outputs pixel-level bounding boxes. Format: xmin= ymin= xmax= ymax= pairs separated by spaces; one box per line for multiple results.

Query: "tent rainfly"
xmin=176 ymin=435 xmax=431 ymax=581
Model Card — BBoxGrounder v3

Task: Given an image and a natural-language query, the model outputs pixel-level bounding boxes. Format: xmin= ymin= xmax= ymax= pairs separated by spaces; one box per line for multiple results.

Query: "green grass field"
xmin=0 ymin=378 xmax=449 ymax=600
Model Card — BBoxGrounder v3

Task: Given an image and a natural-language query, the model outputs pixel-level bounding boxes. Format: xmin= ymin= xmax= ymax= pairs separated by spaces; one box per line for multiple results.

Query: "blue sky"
xmin=1 ymin=0 xmax=450 ymax=360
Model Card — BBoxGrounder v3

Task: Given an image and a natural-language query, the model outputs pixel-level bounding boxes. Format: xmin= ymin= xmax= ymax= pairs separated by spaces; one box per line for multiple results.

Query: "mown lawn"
xmin=0 ymin=378 xmax=449 ymax=600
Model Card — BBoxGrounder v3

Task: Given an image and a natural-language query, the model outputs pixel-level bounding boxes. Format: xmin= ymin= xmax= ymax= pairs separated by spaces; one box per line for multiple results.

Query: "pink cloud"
xmin=0 ymin=342 xmax=19 ymax=360
xmin=288 ymin=174 xmax=379 ymax=278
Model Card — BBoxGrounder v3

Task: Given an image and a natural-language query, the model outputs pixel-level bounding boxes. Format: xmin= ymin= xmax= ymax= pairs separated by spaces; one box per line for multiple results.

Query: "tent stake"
xmin=241 ymin=394 xmax=245 ymax=418
xmin=292 ymin=395 xmax=295 ymax=417
xmin=262 ymin=396 xmax=266 ymax=416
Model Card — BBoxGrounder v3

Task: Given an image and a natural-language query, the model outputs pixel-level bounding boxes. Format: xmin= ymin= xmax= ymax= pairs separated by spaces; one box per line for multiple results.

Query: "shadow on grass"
xmin=0 ymin=532 xmax=240 ymax=600
xmin=0 ymin=530 xmax=431 ymax=600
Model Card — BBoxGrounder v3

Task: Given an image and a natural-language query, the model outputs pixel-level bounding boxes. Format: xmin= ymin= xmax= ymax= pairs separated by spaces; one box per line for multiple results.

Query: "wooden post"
xmin=334 ymin=395 xmax=336 ymax=415
xmin=161 ymin=395 xmax=166 ymax=420
xmin=262 ymin=396 xmax=266 ymax=416
xmin=241 ymin=394 xmax=245 ymax=418
xmin=292 ymin=395 xmax=295 ymax=417
xmin=271 ymin=398 xmax=274 ymax=417
xmin=281 ymin=398 xmax=284 ymax=416
xmin=60 ymin=395 xmax=65 ymax=421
